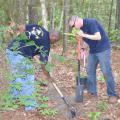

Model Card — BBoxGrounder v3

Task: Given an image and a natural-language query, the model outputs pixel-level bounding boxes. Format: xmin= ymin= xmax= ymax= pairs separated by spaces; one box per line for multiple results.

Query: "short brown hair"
xmin=50 ymin=29 xmax=60 ymax=39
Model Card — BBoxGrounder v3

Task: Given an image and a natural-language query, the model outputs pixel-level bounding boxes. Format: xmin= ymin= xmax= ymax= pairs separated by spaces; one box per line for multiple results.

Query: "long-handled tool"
xmin=80 ymin=48 xmax=88 ymax=90
xmin=52 ymin=82 xmax=76 ymax=118
xmin=75 ymin=38 xmax=84 ymax=102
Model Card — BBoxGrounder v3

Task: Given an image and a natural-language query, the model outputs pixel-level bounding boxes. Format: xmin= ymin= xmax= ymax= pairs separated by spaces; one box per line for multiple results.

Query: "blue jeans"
xmin=6 ymin=49 xmax=37 ymax=111
xmin=87 ymin=49 xmax=118 ymax=96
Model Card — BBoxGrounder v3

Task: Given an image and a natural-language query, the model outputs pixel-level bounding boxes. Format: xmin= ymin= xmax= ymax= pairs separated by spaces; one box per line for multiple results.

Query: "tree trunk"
xmin=63 ymin=0 xmax=70 ymax=53
xmin=116 ymin=0 xmax=120 ymax=29
xmin=108 ymin=0 xmax=114 ymax=33
xmin=28 ymin=0 xmax=38 ymax=24
xmin=50 ymin=2 xmax=55 ymax=30
xmin=16 ymin=0 xmax=25 ymax=24
xmin=58 ymin=10 xmax=63 ymax=31
xmin=87 ymin=0 xmax=94 ymax=17
xmin=40 ymin=0 xmax=48 ymax=30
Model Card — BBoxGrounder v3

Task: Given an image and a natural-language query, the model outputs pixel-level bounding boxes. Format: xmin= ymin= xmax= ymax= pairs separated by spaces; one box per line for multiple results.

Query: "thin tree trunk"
xmin=108 ymin=0 xmax=114 ymax=33
xmin=17 ymin=0 xmax=25 ymax=24
xmin=50 ymin=2 xmax=55 ymax=30
xmin=40 ymin=0 xmax=48 ymax=30
xmin=63 ymin=0 xmax=70 ymax=53
xmin=58 ymin=10 xmax=63 ymax=31
xmin=87 ymin=0 xmax=94 ymax=18
xmin=28 ymin=0 xmax=38 ymax=24
xmin=116 ymin=0 xmax=120 ymax=29
xmin=28 ymin=5 xmax=38 ymax=24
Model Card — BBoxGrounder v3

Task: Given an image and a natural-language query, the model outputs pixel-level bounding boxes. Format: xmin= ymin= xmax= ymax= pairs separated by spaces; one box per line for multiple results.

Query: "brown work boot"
xmin=108 ymin=96 xmax=118 ymax=104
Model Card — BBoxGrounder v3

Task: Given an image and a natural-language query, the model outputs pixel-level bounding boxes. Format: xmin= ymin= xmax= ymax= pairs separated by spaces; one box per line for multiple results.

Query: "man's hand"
xmin=77 ymin=29 xmax=85 ymax=38
xmin=77 ymin=30 xmax=101 ymax=41
xmin=75 ymin=29 xmax=101 ymax=41
xmin=41 ymin=64 xmax=54 ymax=81
xmin=16 ymin=31 xmax=21 ymax=36
xmin=33 ymin=55 xmax=40 ymax=63
xmin=75 ymin=29 xmax=84 ymax=41
xmin=41 ymin=71 xmax=55 ymax=83
xmin=75 ymin=33 xmax=82 ymax=41
xmin=7 ymin=29 xmax=14 ymax=34
xmin=47 ymin=76 xmax=55 ymax=83
xmin=83 ymin=32 xmax=101 ymax=40
xmin=33 ymin=55 xmax=54 ymax=83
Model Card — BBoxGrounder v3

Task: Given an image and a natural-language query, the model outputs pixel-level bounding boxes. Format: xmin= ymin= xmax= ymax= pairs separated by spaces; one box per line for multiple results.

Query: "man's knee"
xmin=87 ymin=68 xmax=96 ymax=76
xmin=102 ymin=68 xmax=112 ymax=79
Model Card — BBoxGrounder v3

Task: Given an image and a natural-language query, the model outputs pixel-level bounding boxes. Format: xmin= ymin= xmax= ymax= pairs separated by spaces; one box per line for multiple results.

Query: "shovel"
xmin=52 ymin=81 xmax=76 ymax=118
xmin=76 ymin=48 xmax=87 ymax=90
xmin=75 ymin=38 xmax=84 ymax=102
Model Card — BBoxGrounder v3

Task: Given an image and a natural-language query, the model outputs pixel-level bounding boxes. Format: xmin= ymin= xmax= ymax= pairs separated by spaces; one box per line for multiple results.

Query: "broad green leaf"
xmin=45 ymin=63 xmax=54 ymax=72
xmin=52 ymin=54 xmax=65 ymax=63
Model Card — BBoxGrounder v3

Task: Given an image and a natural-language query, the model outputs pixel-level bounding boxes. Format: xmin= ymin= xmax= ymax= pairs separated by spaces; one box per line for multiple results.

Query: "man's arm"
xmin=78 ymin=30 xmax=101 ymax=41
xmin=41 ymin=64 xmax=51 ymax=79
xmin=33 ymin=55 xmax=52 ymax=80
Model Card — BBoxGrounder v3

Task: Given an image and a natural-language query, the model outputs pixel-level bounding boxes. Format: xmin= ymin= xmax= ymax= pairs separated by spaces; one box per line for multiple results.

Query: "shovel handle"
xmin=52 ymin=82 xmax=64 ymax=98
xmin=77 ymin=39 xmax=81 ymax=60
xmin=81 ymin=48 xmax=86 ymax=67
xmin=52 ymin=82 xmax=70 ymax=107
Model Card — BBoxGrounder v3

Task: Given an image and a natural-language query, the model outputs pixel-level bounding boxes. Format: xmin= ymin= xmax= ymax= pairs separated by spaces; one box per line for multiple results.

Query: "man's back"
xmin=7 ymin=24 xmax=50 ymax=62
xmin=81 ymin=18 xmax=110 ymax=53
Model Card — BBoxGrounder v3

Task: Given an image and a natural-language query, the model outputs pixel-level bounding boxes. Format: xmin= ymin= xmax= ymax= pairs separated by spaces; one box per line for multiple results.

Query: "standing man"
xmin=6 ymin=24 xmax=59 ymax=111
xmin=69 ymin=16 xmax=118 ymax=103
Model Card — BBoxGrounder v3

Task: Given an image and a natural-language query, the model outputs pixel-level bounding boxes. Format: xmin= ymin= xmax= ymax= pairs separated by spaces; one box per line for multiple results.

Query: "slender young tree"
xmin=63 ymin=0 xmax=70 ymax=53
xmin=116 ymin=0 xmax=120 ymax=29
xmin=50 ymin=2 xmax=55 ymax=30
xmin=28 ymin=0 xmax=38 ymax=24
xmin=108 ymin=0 xmax=114 ymax=33
xmin=16 ymin=0 xmax=25 ymax=24
xmin=40 ymin=0 xmax=48 ymax=30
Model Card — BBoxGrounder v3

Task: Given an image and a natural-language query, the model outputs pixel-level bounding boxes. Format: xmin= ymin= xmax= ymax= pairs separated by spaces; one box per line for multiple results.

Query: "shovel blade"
xmin=76 ymin=77 xmax=88 ymax=89
xmin=75 ymin=84 xmax=84 ymax=102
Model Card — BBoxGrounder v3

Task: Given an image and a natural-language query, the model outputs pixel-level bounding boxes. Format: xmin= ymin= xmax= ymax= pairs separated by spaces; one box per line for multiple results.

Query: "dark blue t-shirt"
xmin=8 ymin=24 xmax=50 ymax=63
xmin=81 ymin=18 xmax=110 ymax=53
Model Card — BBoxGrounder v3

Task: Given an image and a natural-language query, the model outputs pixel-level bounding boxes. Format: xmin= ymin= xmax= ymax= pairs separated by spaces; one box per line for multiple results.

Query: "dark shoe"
xmin=87 ymin=92 xmax=98 ymax=99
xmin=108 ymin=96 xmax=118 ymax=104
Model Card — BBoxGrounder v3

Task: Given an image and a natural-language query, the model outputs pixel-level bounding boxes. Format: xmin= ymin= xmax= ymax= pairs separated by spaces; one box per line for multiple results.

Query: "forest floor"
xmin=0 ymin=42 xmax=120 ymax=120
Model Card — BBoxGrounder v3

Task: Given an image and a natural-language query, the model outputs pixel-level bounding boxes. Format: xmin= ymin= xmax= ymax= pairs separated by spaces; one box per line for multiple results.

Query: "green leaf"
xmin=45 ymin=63 xmax=54 ymax=72
xmin=63 ymin=32 xmax=75 ymax=37
xmin=10 ymin=83 xmax=22 ymax=91
xmin=89 ymin=112 xmax=101 ymax=120
xmin=96 ymin=101 xmax=108 ymax=111
xmin=11 ymin=40 xmax=20 ymax=51
xmin=72 ymin=27 xmax=80 ymax=35
xmin=23 ymin=68 xmax=34 ymax=75
xmin=40 ymin=109 xmax=57 ymax=116
xmin=38 ymin=96 xmax=49 ymax=102
xmin=26 ymin=40 xmax=35 ymax=46
xmin=38 ymin=104 xmax=48 ymax=109
xmin=52 ymin=54 xmax=65 ymax=63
